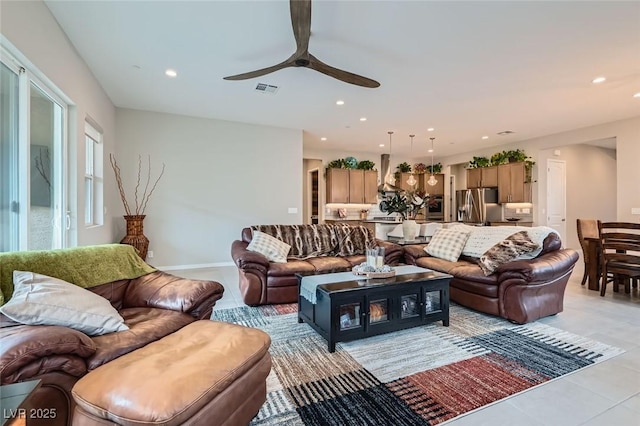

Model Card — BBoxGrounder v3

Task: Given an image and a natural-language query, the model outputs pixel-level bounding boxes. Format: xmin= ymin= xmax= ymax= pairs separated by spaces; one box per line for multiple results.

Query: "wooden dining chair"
xmin=577 ymin=219 xmax=599 ymax=286
xmin=598 ymin=221 xmax=640 ymax=297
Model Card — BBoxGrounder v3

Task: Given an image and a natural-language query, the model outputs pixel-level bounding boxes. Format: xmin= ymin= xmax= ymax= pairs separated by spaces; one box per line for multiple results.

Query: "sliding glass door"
xmin=0 ymin=62 xmax=20 ymax=252
xmin=0 ymin=50 xmax=68 ymax=252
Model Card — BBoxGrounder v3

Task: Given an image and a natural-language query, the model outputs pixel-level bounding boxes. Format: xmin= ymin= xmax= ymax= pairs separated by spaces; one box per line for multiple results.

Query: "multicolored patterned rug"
xmin=211 ymin=304 xmax=623 ymax=425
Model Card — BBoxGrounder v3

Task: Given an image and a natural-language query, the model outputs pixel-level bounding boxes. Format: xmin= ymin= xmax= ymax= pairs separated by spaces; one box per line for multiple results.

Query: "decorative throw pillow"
xmin=478 ymin=231 xmax=540 ymax=276
xmin=0 ymin=271 xmax=129 ymax=336
xmin=247 ymin=230 xmax=291 ymax=263
xmin=425 ymin=228 xmax=471 ymax=262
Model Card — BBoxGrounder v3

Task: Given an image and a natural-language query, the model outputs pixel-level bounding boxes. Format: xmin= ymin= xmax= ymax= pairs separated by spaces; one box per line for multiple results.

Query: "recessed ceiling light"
xmin=320 ymin=137 xmax=327 ymax=141
xmin=428 ymin=148 xmax=434 ymax=153
xmin=482 ymin=136 xmax=489 ymax=140
xmin=427 ymin=128 xmax=435 ymax=132
xmin=336 ymin=100 xmax=345 ymax=106
xmin=360 ymin=117 xmax=367 ymax=122
xmin=634 ymin=92 xmax=640 ymax=98
xmin=592 ymin=76 xmax=606 ymax=84
xmin=165 ymin=69 xmax=177 ymax=78
xmin=379 ymin=144 xmax=385 ymax=147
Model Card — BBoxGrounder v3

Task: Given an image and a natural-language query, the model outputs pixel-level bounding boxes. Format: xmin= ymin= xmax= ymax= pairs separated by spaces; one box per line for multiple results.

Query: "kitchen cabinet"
xmin=363 ymin=170 xmax=378 ymax=204
xmin=421 ymin=173 xmax=445 ymax=196
xmin=398 ymin=173 xmax=419 ymax=192
xmin=467 ymin=166 xmax=497 ymax=189
xmin=326 ymin=169 xmax=378 ymax=204
xmin=326 ymin=168 xmax=349 ymax=203
xmin=497 ymin=162 xmax=526 ymax=203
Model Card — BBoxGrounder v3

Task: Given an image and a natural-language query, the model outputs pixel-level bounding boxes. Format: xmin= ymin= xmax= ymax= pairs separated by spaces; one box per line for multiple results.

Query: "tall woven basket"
xmin=120 ymin=215 xmax=149 ymax=260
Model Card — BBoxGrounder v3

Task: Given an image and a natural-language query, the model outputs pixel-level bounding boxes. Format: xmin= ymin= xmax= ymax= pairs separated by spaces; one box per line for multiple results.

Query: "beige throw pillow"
xmin=247 ymin=230 xmax=291 ymax=263
xmin=478 ymin=231 xmax=540 ymax=276
xmin=425 ymin=228 xmax=471 ymax=262
xmin=0 ymin=271 xmax=129 ymax=336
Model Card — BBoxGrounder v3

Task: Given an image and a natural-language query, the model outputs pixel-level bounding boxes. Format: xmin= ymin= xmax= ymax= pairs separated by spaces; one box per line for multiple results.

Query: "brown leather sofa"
xmin=231 ymin=224 xmax=403 ymax=305
xmin=404 ymin=232 xmax=579 ymax=324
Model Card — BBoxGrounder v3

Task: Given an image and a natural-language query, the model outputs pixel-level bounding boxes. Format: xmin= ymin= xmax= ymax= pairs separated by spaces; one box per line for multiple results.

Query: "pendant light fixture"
xmin=385 ymin=131 xmax=396 ymax=186
xmin=427 ymin=137 xmax=438 ymax=187
xmin=406 ymin=134 xmax=417 ymax=187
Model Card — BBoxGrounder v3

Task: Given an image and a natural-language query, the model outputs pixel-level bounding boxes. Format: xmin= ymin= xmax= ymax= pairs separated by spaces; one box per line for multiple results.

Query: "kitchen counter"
xmin=489 ymin=221 xmax=533 ymax=227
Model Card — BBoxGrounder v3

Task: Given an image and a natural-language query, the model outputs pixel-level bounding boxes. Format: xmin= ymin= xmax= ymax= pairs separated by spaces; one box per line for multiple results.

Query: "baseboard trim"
xmin=155 ymin=261 xmax=235 ymax=271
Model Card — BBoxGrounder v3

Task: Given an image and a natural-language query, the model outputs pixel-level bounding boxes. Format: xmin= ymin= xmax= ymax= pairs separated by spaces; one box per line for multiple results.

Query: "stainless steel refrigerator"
xmin=455 ymin=188 xmax=501 ymax=224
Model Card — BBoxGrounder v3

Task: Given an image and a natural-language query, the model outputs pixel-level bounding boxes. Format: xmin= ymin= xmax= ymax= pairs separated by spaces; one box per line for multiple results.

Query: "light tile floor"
xmin=168 ymin=263 xmax=640 ymax=425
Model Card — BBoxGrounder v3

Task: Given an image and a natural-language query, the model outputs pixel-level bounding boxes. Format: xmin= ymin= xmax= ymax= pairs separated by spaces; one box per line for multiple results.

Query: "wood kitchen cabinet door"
xmin=422 ymin=173 xmax=445 ymax=195
xmin=467 ymin=167 xmax=497 ymax=189
xmin=363 ymin=170 xmax=378 ymax=204
xmin=481 ymin=166 xmax=498 ymax=187
xmin=467 ymin=168 xmax=482 ymax=189
xmin=326 ymin=168 xmax=349 ymax=203
xmin=498 ymin=162 xmax=526 ymax=203
xmin=349 ymin=170 xmax=365 ymax=203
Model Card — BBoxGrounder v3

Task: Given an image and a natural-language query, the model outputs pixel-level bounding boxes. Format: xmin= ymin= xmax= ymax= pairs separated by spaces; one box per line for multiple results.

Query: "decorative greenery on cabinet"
xmin=467 ymin=149 xmax=535 ymax=183
xmin=327 ymin=158 xmax=376 ymax=171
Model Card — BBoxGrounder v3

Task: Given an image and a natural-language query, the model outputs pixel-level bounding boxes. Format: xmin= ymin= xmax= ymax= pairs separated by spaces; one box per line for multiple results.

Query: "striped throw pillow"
xmin=425 ymin=228 xmax=471 ymax=262
xmin=247 ymin=231 xmax=291 ymax=263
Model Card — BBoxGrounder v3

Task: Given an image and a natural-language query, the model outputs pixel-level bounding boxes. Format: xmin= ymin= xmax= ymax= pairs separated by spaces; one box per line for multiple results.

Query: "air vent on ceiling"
xmin=497 ymin=130 xmax=515 ymax=135
xmin=255 ymin=83 xmax=279 ymax=94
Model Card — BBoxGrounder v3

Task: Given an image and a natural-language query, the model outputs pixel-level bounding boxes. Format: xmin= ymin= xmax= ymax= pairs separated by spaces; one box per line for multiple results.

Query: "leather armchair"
xmin=0 ymin=270 xmax=224 ymax=426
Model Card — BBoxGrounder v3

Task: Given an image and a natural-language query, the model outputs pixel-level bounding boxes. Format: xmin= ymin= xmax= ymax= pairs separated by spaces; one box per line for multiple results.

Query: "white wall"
xmin=538 ymin=144 xmax=617 ymax=251
xmin=115 ymin=109 xmax=302 ymax=268
xmin=1 ymin=0 xmax=117 ymax=247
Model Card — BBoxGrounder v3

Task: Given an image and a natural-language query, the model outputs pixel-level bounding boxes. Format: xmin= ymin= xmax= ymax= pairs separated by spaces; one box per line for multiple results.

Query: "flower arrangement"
xmin=413 ymin=163 xmax=426 ymax=174
xmin=110 ymin=154 xmax=165 ymax=216
xmin=379 ymin=188 xmax=428 ymax=220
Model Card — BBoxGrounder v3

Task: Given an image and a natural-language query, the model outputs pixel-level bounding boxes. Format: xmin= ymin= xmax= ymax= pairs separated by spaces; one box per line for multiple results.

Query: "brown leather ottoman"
xmin=71 ymin=320 xmax=271 ymax=426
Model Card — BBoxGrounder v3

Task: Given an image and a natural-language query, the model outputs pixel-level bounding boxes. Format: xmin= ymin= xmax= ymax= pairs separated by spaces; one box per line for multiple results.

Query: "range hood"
xmin=377 ymin=153 xmax=403 ymax=193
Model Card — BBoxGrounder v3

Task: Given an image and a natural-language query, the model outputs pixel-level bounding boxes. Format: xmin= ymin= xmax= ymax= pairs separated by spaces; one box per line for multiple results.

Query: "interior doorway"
xmin=310 ymin=169 xmax=319 ymax=224
xmin=303 ymin=159 xmax=322 ymax=225
xmin=546 ymin=159 xmax=567 ymax=243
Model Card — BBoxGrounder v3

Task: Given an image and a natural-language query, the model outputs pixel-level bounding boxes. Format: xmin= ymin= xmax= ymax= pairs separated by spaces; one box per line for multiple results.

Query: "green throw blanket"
xmin=0 ymin=244 xmax=156 ymax=305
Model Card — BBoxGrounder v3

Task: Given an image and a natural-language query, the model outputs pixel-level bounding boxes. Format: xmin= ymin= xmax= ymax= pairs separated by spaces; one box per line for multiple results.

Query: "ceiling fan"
xmin=223 ymin=0 xmax=380 ymax=88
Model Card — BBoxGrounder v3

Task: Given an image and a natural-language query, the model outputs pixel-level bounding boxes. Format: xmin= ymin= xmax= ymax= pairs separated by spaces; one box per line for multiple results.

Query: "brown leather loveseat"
xmin=231 ymin=224 xmax=403 ymax=305
xmin=404 ymin=225 xmax=579 ymax=324
xmin=0 ymin=244 xmax=269 ymax=426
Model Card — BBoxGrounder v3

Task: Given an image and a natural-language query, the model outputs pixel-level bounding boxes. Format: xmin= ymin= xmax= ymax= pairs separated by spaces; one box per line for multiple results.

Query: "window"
xmin=84 ymin=121 xmax=103 ymax=226
xmin=1 ymin=45 xmax=69 ymax=252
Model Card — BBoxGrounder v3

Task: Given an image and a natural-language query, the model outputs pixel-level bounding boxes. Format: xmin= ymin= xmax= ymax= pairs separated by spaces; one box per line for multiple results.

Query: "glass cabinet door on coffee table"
xmin=367 ymin=297 xmax=390 ymax=327
xmin=398 ymin=289 xmax=422 ymax=321
xmin=424 ymin=289 xmax=442 ymax=316
xmin=338 ymin=299 xmax=364 ymax=332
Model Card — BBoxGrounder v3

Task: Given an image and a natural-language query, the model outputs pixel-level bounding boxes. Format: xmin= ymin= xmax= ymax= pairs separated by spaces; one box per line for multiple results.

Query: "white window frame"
xmin=84 ymin=119 xmax=103 ymax=227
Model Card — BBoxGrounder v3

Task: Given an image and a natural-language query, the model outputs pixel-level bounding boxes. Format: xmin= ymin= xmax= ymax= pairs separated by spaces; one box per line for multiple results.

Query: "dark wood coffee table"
xmin=297 ymin=269 xmax=451 ymax=352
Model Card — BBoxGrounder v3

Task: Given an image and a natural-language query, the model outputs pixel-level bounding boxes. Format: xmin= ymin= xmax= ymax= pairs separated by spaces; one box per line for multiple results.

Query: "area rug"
xmin=211 ymin=304 xmax=624 ymax=425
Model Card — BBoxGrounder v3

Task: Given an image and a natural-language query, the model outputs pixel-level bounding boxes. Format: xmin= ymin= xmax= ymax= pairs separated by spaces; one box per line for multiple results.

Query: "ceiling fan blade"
xmin=307 ymin=54 xmax=380 ymax=88
xmin=290 ymin=0 xmax=311 ymax=54
xmin=223 ymin=59 xmax=294 ymax=81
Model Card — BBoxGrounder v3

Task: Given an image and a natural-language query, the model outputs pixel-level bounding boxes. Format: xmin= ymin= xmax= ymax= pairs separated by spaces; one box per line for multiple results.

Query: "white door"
xmin=546 ymin=159 xmax=566 ymax=244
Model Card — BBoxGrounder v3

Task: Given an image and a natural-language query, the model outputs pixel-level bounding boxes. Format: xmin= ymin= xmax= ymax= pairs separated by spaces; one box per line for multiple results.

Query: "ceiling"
xmin=45 ymin=1 xmax=640 ymax=158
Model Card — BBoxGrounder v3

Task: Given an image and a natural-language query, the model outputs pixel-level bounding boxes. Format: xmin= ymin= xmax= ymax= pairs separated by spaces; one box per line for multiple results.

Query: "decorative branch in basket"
xmin=109 ymin=154 xmax=165 ymax=215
